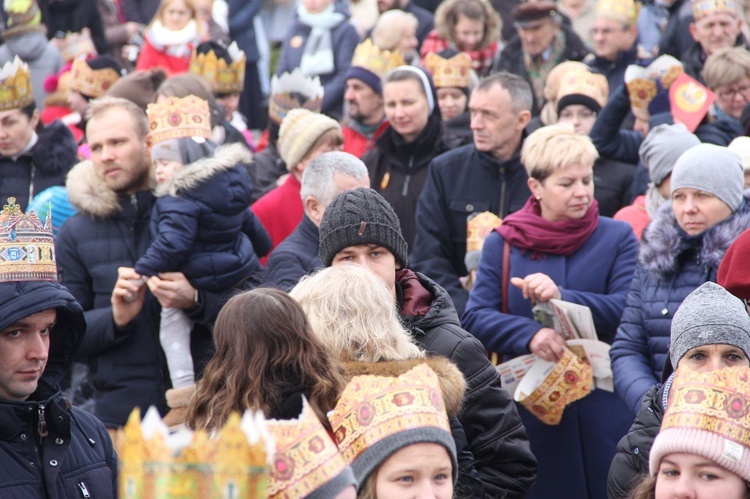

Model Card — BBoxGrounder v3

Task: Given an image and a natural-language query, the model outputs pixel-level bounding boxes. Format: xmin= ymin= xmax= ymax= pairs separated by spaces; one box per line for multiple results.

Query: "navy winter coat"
xmin=0 ymin=281 xmax=116 ymax=497
xmin=610 ymin=199 xmax=750 ymax=414
xmin=411 ymin=144 xmax=530 ymax=315
xmin=135 ymin=144 xmax=267 ymax=292
xmin=587 ymin=46 xmax=651 ymax=100
xmin=264 ymin=215 xmax=321 ymax=291
xmin=462 ymin=215 xmax=638 ymax=499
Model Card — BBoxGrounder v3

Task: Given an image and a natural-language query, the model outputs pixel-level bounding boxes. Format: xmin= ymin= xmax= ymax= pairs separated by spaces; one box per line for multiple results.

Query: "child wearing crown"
xmin=131 ymin=95 xmax=270 ymax=426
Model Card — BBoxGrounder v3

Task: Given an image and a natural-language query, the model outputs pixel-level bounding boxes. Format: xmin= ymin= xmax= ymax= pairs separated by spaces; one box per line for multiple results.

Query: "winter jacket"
xmin=342 ymin=119 xmax=389 ymax=159
xmin=227 ymin=0 xmax=262 ymax=62
xmin=610 ymin=199 xmax=750 ymax=414
xmin=587 ymin=45 xmax=650 ymax=101
xmin=594 ymin=157 xmax=637 ymax=218
xmin=264 ymin=215 xmax=321 ymax=291
xmin=0 ymin=121 xmax=77 ymax=211
xmin=657 ymin=0 xmax=694 ymax=58
xmin=275 ymin=2 xmax=360 ymax=116
xmin=57 ymin=160 xmax=221 ymax=427
xmin=251 ymin=173 xmax=305 ymax=255
xmin=135 ymin=38 xmax=192 ymax=76
xmin=411 ymin=143 xmax=530 ymax=316
xmin=444 ymin=111 xmax=472 ymax=145
xmin=0 ymin=30 xmax=64 ymax=110
xmin=462 ymin=217 xmax=638 ymax=499
xmin=247 ymin=142 xmax=286 ymax=204
xmin=0 ymin=280 xmax=116 ymax=498
xmin=404 ymin=0 xmax=434 ymax=45
xmin=121 ymin=0 xmax=159 ymax=24
xmin=135 ymin=144 xmax=266 ymax=291
xmin=39 ymin=0 xmax=108 ymax=54
xmin=397 ymin=270 xmax=538 ymax=498
xmin=614 ymin=195 xmax=650 ymax=240
xmin=682 ymin=36 xmax=750 ymax=84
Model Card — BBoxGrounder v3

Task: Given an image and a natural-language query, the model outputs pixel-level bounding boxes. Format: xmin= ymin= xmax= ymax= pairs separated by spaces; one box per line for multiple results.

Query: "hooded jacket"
xmin=396 ymin=269 xmax=537 ymax=498
xmin=0 ymin=281 xmax=116 ymax=497
xmin=0 ymin=31 xmax=64 ymax=110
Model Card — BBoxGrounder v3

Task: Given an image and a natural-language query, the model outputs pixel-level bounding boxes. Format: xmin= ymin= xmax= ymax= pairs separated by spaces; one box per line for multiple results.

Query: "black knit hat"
xmin=319 ymin=188 xmax=408 ymax=268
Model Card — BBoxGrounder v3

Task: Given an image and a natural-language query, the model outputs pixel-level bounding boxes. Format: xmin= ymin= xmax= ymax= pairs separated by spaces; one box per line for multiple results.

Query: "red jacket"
xmin=251 ymin=174 xmax=304 ymax=263
xmin=135 ymin=39 xmax=192 ymax=76
xmin=342 ymin=121 xmax=389 ymax=159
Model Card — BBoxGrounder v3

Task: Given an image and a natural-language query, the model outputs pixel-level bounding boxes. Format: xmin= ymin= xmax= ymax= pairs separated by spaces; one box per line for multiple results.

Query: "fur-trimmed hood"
xmin=342 ymin=357 xmax=466 ymax=417
xmin=66 ymin=159 xmax=120 ymax=219
xmin=639 ymin=194 xmax=750 ymax=279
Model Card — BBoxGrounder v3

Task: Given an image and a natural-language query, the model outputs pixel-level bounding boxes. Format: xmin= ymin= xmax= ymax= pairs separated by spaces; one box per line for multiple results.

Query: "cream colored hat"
xmin=278 ymin=109 xmax=341 ymax=170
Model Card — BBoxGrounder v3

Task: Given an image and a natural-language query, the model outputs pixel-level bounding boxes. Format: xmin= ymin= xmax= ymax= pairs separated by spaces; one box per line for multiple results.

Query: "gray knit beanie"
xmin=639 ymin=123 xmax=700 ymax=186
xmin=670 ymin=282 xmax=750 ymax=368
xmin=670 ymin=143 xmax=745 ymax=211
xmin=319 ymin=188 xmax=409 ymax=268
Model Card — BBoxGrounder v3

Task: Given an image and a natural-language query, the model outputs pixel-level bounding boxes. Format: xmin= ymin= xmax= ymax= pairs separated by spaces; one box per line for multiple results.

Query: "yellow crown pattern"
xmin=693 ymin=0 xmax=738 ymax=19
xmin=0 ymin=56 xmax=33 ymax=111
xmin=70 ymin=57 xmax=121 ymax=99
xmin=329 ymin=364 xmax=451 ymax=466
xmin=118 ymin=407 xmax=272 ymax=499
xmin=267 ymin=399 xmax=350 ymax=499
xmin=625 ymin=55 xmax=682 ymax=109
xmin=594 ymin=0 xmax=640 ymax=26
xmin=423 ymin=52 xmax=473 ymax=89
xmin=0 ymin=197 xmax=56 ymax=282
xmin=558 ymin=69 xmax=610 ymax=109
xmin=466 ymin=211 xmax=502 ymax=253
xmin=146 ymin=95 xmax=212 ymax=146
xmin=351 ymin=39 xmax=406 ymax=79
xmin=60 ymin=31 xmax=97 ymax=63
xmin=190 ymin=42 xmax=246 ymax=94
xmin=269 ymin=69 xmax=324 ymax=125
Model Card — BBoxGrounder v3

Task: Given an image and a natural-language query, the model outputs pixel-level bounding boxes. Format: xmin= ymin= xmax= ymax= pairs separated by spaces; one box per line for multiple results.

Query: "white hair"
xmin=300 ymin=151 xmax=369 ymax=206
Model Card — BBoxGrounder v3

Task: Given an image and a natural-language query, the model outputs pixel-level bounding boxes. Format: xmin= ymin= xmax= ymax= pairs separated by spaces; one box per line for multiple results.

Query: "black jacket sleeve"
xmin=590 ymin=85 xmax=643 ymax=165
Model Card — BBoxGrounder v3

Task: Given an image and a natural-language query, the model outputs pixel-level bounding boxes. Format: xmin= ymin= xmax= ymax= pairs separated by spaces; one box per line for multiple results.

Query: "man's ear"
xmin=689 ymin=22 xmax=699 ymax=43
xmin=304 ymin=196 xmax=322 ymax=225
xmin=517 ymin=109 xmax=532 ymax=130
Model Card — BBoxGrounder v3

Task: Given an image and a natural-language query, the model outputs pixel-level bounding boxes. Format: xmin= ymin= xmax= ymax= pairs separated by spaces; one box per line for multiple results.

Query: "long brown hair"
xmin=186 ymin=288 xmax=345 ymax=431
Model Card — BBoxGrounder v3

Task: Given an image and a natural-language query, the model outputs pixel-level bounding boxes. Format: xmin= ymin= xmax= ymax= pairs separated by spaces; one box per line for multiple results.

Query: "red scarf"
xmin=496 ymin=196 xmax=600 ymax=259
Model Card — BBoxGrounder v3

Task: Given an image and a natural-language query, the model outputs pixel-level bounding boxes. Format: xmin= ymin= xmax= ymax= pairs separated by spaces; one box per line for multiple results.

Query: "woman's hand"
xmin=511 ymin=273 xmax=561 ymax=303
xmin=529 ymin=327 xmax=567 ymax=362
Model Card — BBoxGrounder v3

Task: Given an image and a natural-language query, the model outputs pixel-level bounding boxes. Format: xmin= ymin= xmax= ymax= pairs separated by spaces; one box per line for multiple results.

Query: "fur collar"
xmin=639 ymin=196 xmax=750 ymax=279
xmin=66 ymin=160 xmax=120 ymax=218
xmin=155 ymin=143 xmax=252 ymax=198
xmin=342 ymin=357 xmax=466 ymax=417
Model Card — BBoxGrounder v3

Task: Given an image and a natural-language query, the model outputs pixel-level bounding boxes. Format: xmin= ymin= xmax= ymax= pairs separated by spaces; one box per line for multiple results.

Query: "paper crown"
xmin=146 ymin=95 xmax=212 ymax=146
xmin=59 ymin=31 xmax=97 ymax=63
xmin=558 ymin=69 xmax=610 ymax=109
xmin=329 ymin=363 xmax=451 ymax=467
xmin=594 ymin=0 xmax=640 ymax=25
xmin=70 ymin=57 xmax=121 ymax=99
xmin=351 ymin=39 xmax=406 ymax=79
xmin=0 ymin=197 xmax=56 ymax=282
xmin=269 ymin=69 xmax=324 ymax=125
xmin=514 ymin=348 xmax=593 ymax=425
xmin=625 ymin=55 xmax=683 ymax=109
xmin=466 ymin=211 xmax=503 ymax=253
xmin=423 ymin=52 xmax=472 ymax=89
xmin=693 ymin=0 xmax=738 ymax=19
xmin=4 ymin=0 xmax=43 ymax=37
xmin=118 ymin=406 xmax=273 ymax=499
xmin=0 ymin=56 xmax=33 ymax=111
xmin=190 ymin=41 xmax=246 ymax=94
xmin=266 ymin=399 xmax=352 ymax=499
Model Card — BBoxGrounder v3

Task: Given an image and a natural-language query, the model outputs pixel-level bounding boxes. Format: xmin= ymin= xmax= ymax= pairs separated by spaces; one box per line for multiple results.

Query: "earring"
xmin=536 ymin=196 xmax=542 ymax=201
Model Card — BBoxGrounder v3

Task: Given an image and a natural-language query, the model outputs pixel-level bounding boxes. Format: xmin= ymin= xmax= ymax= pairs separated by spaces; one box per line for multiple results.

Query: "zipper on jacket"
xmin=402 ymin=156 xmax=414 ymax=197
xmin=130 ymin=193 xmax=138 ymax=211
xmin=78 ymin=482 xmax=91 ymax=498
xmin=28 ymin=164 xmax=36 ymax=204
xmin=37 ymin=403 xmax=48 ymax=440
xmin=499 ymin=166 xmax=507 ymax=217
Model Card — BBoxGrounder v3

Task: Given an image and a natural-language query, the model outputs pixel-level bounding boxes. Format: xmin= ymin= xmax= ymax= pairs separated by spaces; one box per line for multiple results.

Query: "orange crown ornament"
xmin=70 ymin=57 xmax=122 ymax=98
xmin=351 ymin=39 xmax=406 ymax=79
xmin=0 ymin=56 xmax=33 ymax=111
xmin=0 ymin=197 xmax=56 ymax=282
xmin=146 ymin=95 xmax=212 ymax=146
xmin=190 ymin=41 xmax=246 ymax=94
xmin=269 ymin=69 xmax=324 ymax=125
xmin=693 ymin=0 xmax=738 ymax=19
xmin=423 ymin=52 xmax=473 ymax=89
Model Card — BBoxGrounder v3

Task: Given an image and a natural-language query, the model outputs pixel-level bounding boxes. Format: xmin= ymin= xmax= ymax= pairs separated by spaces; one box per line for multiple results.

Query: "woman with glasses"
xmin=702 ymin=46 xmax=750 ymax=121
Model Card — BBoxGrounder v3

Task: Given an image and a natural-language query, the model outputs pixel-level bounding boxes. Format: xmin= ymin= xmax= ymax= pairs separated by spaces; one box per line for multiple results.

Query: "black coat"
xmin=397 ymin=270 xmax=537 ymax=498
xmin=0 ymin=281 xmax=116 ymax=497
xmin=594 ymin=157 xmax=637 ymax=218
xmin=0 ymin=121 xmax=77 ymax=211
xmin=587 ymin=46 xmax=650 ymax=101
xmin=411 ymin=144 xmax=530 ymax=315
xmin=658 ymin=0 xmax=694 ymax=58
xmin=39 ymin=0 xmax=108 ymax=54
xmin=264 ymin=215 xmax=321 ymax=291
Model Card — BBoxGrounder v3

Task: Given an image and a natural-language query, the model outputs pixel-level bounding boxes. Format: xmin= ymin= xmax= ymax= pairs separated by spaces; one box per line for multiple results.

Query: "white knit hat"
xmin=277 ymin=109 xmax=341 ymax=171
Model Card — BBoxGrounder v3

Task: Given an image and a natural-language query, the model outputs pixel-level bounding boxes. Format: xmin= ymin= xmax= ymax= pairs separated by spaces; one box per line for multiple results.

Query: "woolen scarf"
xmin=496 ymin=196 xmax=599 ymax=258
xmin=297 ymin=4 xmax=345 ymax=77
xmin=147 ymin=20 xmax=200 ymax=58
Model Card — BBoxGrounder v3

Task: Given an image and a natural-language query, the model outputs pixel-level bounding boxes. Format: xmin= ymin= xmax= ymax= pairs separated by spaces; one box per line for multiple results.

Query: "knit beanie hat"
xmin=650 ymin=367 xmax=750 ymax=481
xmin=669 ymin=282 xmax=750 ymax=369
xmin=3 ymin=0 xmax=43 ymax=38
xmin=346 ymin=66 xmax=382 ymax=94
xmin=728 ymin=136 xmax=750 ymax=173
xmin=319 ymin=188 xmax=408 ymax=268
xmin=639 ymin=123 xmax=701 ymax=186
xmin=718 ymin=229 xmax=750 ymax=300
xmin=151 ymin=138 xmax=183 ymax=164
xmin=670 ymin=143 xmax=745 ymax=211
xmin=277 ymin=109 xmax=341 ymax=171
xmin=107 ymin=68 xmax=168 ymax=112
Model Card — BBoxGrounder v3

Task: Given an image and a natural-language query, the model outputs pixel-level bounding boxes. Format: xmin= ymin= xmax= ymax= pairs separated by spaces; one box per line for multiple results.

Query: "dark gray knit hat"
xmin=670 ymin=282 xmax=750 ymax=368
xmin=319 ymin=188 xmax=408 ymax=268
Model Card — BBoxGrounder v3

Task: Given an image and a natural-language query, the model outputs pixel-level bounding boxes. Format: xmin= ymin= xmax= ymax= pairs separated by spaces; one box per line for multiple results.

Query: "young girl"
xmin=133 ymin=95 xmax=269 ymax=425
xmin=136 ymin=0 xmax=205 ymax=75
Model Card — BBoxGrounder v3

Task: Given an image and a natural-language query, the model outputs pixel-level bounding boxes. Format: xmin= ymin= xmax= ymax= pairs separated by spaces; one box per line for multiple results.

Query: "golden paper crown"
xmin=60 ymin=31 xmax=97 ymax=63
xmin=466 ymin=211 xmax=503 ymax=253
xmin=190 ymin=41 xmax=246 ymax=94
xmin=0 ymin=197 xmax=56 ymax=282
xmin=267 ymin=399 xmax=351 ymax=499
xmin=118 ymin=407 xmax=273 ymax=499
xmin=693 ymin=0 xmax=737 ymax=19
xmin=70 ymin=57 xmax=121 ymax=99
xmin=269 ymin=69 xmax=324 ymax=125
xmin=0 ymin=56 xmax=33 ymax=111
xmin=594 ymin=0 xmax=640 ymax=26
xmin=329 ymin=364 xmax=451 ymax=466
xmin=625 ymin=55 xmax=683 ymax=109
xmin=146 ymin=95 xmax=212 ymax=146
xmin=423 ymin=52 xmax=472 ymax=89
xmin=351 ymin=39 xmax=406 ymax=79
xmin=558 ymin=69 xmax=610 ymax=109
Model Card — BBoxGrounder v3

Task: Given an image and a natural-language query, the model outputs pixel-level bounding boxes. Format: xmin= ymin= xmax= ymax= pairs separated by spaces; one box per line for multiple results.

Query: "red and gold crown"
xmin=146 ymin=95 xmax=212 ymax=146
xmin=625 ymin=55 xmax=683 ymax=109
xmin=0 ymin=197 xmax=56 ymax=282
xmin=594 ymin=0 xmax=640 ymax=25
xmin=558 ymin=69 xmax=610 ymax=109
xmin=329 ymin=364 xmax=451 ymax=465
xmin=267 ymin=399 xmax=352 ymax=498
xmin=0 ymin=56 xmax=33 ymax=111
xmin=190 ymin=41 xmax=246 ymax=94
xmin=269 ymin=69 xmax=324 ymax=125
xmin=60 ymin=31 xmax=97 ymax=63
xmin=70 ymin=57 xmax=121 ymax=98
xmin=423 ymin=52 xmax=472 ymax=89
xmin=351 ymin=39 xmax=406 ymax=79
xmin=693 ymin=0 xmax=738 ymax=19
xmin=466 ymin=211 xmax=502 ymax=253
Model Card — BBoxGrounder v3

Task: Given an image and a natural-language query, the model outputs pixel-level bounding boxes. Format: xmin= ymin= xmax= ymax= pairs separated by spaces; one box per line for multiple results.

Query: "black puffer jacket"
xmin=397 ymin=269 xmax=537 ymax=498
xmin=0 ymin=121 xmax=77 ymax=210
xmin=0 ymin=281 xmax=116 ymax=497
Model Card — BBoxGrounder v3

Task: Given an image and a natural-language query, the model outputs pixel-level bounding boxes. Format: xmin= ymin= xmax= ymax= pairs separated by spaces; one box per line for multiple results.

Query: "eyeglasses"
xmin=589 ymin=27 xmax=627 ymax=36
xmin=558 ymin=109 xmax=597 ymax=121
xmin=717 ymin=84 xmax=750 ymax=101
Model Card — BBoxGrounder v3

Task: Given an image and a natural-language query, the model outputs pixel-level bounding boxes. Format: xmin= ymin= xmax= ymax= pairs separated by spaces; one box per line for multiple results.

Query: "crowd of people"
xmin=2 ymin=0 xmax=750 ymax=497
